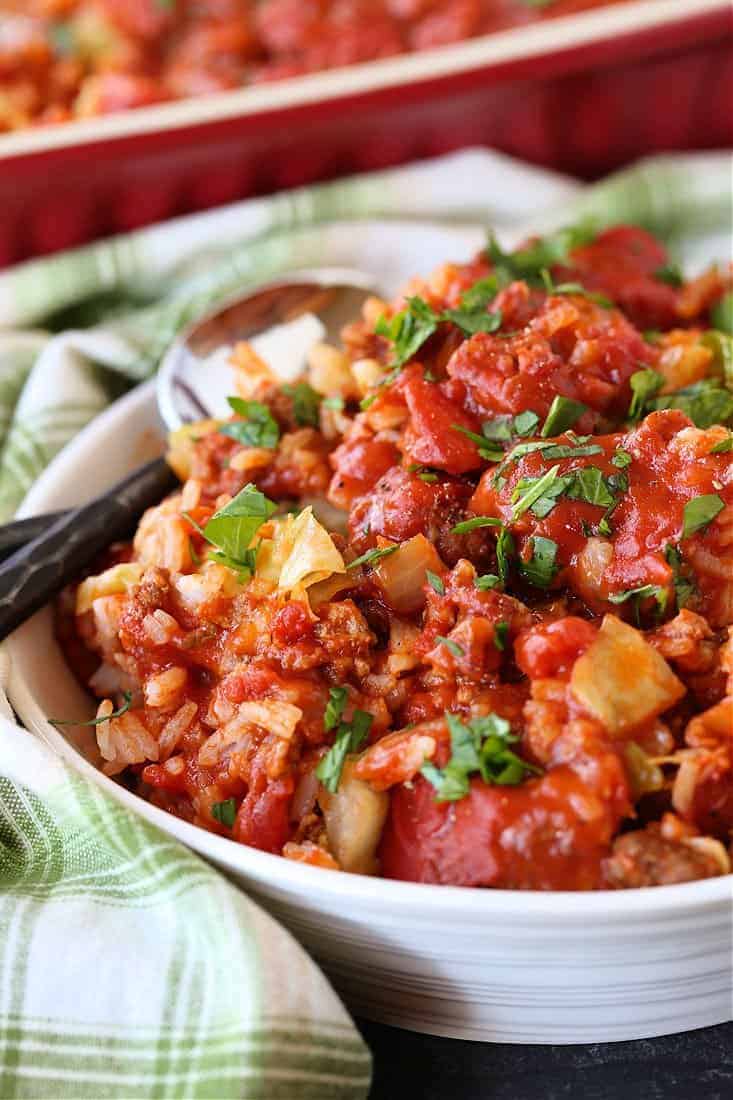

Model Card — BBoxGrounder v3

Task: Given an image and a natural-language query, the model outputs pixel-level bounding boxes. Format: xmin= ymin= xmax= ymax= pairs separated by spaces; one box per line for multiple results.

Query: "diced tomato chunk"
xmin=515 ymin=617 xmax=598 ymax=681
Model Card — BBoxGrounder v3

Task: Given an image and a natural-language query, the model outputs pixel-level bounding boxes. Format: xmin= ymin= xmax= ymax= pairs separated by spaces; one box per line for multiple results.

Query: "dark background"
xmin=361 ymin=1019 xmax=733 ymax=1100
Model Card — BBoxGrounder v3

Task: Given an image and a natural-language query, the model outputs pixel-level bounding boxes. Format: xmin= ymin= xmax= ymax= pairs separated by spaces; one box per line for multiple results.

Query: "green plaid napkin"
xmin=0 ymin=148 xmax=731 ymax=1099
xmin=0 ymin=712 xmax=372 ymax=1099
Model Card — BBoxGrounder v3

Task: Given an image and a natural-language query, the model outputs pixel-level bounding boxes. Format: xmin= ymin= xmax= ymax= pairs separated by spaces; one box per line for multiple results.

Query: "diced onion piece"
xmin=570 ymin=615 xmax=685 ymax=736
xmin=230 ymin=341 xmax=276 ymax=398
xmin=624 ymin=742 xmax=665 ymax=799
xmin=319 ymin=760 xmax=389 ymax=875
xmin=256 ymin=506 xmax=346 ymax=593
xmin=373 ymin=534 xmax=445 ymax=614
xmin=351 ymin=357 xmax=387 ymax=397
xmin=76 ymin=562 xmax=144 ymax=615
xmin=166 ymin=419 xmax=221 ymax=481
xmin=307 ymin=342 xmax=357 ymax=399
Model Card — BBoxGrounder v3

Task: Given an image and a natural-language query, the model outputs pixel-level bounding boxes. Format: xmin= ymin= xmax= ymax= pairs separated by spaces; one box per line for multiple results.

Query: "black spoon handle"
xmin=0 ymin=512 xmax=66 ymax=561
xmin=0 ymin=455 xmax=177 ymax=643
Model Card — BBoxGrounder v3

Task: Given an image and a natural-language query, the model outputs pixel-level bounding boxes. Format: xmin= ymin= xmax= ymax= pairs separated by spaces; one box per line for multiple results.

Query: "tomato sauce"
xmin=57 ymin=221 xmax=733 ymax=890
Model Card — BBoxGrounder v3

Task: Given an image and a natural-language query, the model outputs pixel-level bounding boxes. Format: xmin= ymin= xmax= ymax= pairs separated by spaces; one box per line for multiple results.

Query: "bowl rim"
xmin=0 ymin=0 xmax=727 ymax=162
xmin=8 ymin=369 xmax=733 ymax=922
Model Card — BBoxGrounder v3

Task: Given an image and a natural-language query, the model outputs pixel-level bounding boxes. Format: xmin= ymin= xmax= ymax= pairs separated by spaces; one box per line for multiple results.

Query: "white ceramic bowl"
xmin=5 ymin=382 xmax=732 ymax=1044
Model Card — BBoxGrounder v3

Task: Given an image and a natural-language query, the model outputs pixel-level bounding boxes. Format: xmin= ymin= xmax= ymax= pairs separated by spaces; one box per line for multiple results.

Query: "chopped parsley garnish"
xmin=421 ymin=712 xmax=541 ymax=802
xmin=474 ymin=573 xmax=501 ymax=590
xmin=565 ymin=467 xmax=615 ymax=508
xmin=190 ymin=483 xmax=277 ymax=577
xmin=451 ymin=424 xmax=505 ymax=462
xmin=665 ymin=544 xmax=696 ymax=609
xmin=220 ymin=396 xmax=279 ymax=449
xmin=50 ymin=692 xmax=133 ymax=727
xmin=442 ymin=304 xmax=503 ymax=336
xmin=710 ymin=290 xmax=733 ymax=335
xmin=316 ymin=692 xmax=373 ymax=793
xmin=376 ymin=296 xmax=439 ymax=368
xmin=711 ymin=432 xmax=733 ymax=453
xmin=649 ymin=379 xmax=733 ymax=429
xmin=608 ymin=584 xmax=666 ymax=607
xmin=496 ymin=526 xmax=515 ymax=583
xmin=322 ymin=395 xmax=345 ymax=411
xmin=628 ymin=368 xmax=664 ymax=421
xmin=348 ymin=545 xmax=400 ymax=570
xmin=485 ymin=221 xmax=597 ymax=284
xmin=212 ymin=799 xmax=237 ymax=827
xmin=512 ymin=410 xmax=540 ymax=437
xmin=540 ymin=268 xmax=613 ymax=308
xmin=406 ymin=463 xmax=440 ymax=483
xmin=435 ymin=636 xmax=465 ymax=659
xmin=451 ymin=515 xmax=503 ymax=534
xmin=612 ymin=448 xmax=632 ymax=468
xmin=493 ymin=621 xmax=509 ymax=651
xmin=426 ymin=570 xmax=445 ymax=596
xmin=512 ymin=464 xmax=562 ymax=519
xmin=283 ymin=382 xmax=321 ymax=427
xmin=681 ymin=494 xmax=725 ymax=539
xmin=541 ymin=395 xmax=587 ymax=437
xmin=654 ymin=262 xmax=684 ymax=287
xmin=376 ymin=288 xmax=502 ymax=371
xmin=518 ymin=536 xmax=559 ymax=588
xmin=324 ymin=686 xmax=348 ymax=731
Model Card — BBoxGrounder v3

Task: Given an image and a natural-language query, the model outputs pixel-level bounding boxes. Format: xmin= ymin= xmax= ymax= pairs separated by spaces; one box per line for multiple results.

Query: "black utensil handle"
xmin=0 ymin=455 xmax=177 ymax=643
xmin=0 ymin=512 xmax=66 ymax=561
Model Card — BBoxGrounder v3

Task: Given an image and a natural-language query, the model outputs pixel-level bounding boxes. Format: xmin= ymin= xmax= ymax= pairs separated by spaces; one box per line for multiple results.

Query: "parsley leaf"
xmin=654 ymin=262 xmax=684 ymax=287
xmin=451 ymin=515 xmax=503 ymax=534
xmin=486 ymin=221 xmax=597 ymax=284
xmin=421 ymin=712 xmax=541 ymax=802
xmin=565 ymin=467 xmax=615 ymax=508
xmin=612 ymin=448 xmax=632 ymax=468
xmin=512 ymin=465 xmax=563 ymax=519
xmin=283 ymin=382 xmax=321 ymax=427
xmin=665 ymin=544 xmax=696 ymax=609
xmin=442 ymin=305 xmax=502 ymax=336
xmin=650 ymin=379 xmax=733 ymax=429
xmin=426 ymin=570 xmax=445 ymax=596
xmin=316 ymin=706 xmax=373 ymax=793
xmin=681 ymin=494 xmax=725 ymax=539
xmin=540 ymin=268 xmax=613 ymax=308
xmin=608 ymin=584 xmax=666 ymax=606
xmin=376 ymin=297 xmax=439 ymax=368
xmin=322 ymin=396 xmax=345 ymax=411
xmin=199 ymin=483 xmax=277 ymax=575
xmin=474 ymin=573 xmax=501 ymax=590
xmin=711 ymin=290 xmax=733 ymax=335
xmin=493 ymin=621 xmax=509 ymax=651
xmin=324 ymin=686 xmax=348 ymax=731
xmin=541 ymin=395 xmax=587 ymax=437
xmin=221 ymin=397 xmax=279 ymax=449
xmin=435 ymin=636 xmax=465 ymax=659
xmin=212 ymin=799 xmax=237 ymax=827
xmin=518 ymin=536 xmax=559 ymax=588
xmin=451 ymin=424 xmax=505 ymax=462
xmin=512 ymin=410 xmax=540 ymax=436
xmin=628 ymin=368 xmax=664 ymax=421
xmin=51 ymin=692 xmax=133 ymax=727
xmin=496 ymin=526 xmax=515 ymax=583
xmin=347 ymin=545 xmax=399 ymax=570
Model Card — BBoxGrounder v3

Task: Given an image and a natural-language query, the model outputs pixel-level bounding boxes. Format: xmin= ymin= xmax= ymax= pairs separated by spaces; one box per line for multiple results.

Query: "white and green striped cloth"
xmin=0 ymin=148 xmax=731 ymax=1098
xmin=0 ymin=713 xmax=372 ymax=1099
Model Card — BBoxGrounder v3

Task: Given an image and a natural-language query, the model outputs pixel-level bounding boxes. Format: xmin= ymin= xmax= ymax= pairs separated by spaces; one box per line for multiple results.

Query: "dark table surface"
xmin=360 ymin=1019 xmax=733 ymax=1100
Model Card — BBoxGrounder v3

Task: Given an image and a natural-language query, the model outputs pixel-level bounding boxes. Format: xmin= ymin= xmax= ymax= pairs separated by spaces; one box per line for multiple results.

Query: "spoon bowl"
xmin=0 ymin=270 xmax=375 ymax=637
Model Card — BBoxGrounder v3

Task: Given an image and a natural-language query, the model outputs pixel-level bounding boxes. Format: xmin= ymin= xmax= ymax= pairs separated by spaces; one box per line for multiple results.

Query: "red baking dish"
xmin=0 ymin=0 xmax=730 ymax=266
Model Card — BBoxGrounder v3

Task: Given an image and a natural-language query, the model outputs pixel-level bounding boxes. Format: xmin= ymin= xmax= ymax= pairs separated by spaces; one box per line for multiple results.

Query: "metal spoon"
xmin=0 ymin=270 xmax=374 ymax=641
